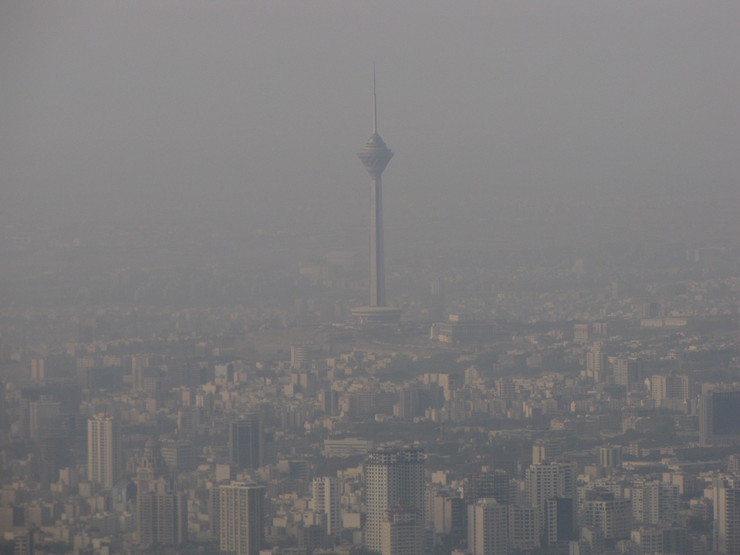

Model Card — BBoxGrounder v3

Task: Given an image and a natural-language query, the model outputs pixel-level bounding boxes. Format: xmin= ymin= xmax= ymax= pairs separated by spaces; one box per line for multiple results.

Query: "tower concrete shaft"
xmin=370 ymin=175 xmax=385 ymax=306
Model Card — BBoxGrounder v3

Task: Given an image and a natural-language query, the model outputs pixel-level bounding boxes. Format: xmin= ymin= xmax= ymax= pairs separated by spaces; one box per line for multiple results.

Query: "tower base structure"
xmin=351 ymin=306 xmax=402 ymax=325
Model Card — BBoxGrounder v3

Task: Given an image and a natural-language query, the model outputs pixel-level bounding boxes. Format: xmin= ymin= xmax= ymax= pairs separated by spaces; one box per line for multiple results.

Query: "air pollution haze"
xmin=5 ymin=5 xmax=740 ymax=554
xmin=1 ymin=1 xmax=739 ymax=303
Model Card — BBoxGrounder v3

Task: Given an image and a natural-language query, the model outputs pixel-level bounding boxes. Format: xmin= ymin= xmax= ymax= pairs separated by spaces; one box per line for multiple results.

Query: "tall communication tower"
xmin=352 ymin=72 xmax=401 ymax=325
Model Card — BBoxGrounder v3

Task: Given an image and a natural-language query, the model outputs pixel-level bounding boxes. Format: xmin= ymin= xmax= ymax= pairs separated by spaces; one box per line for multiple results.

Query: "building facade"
xmin=312 ymin=476 xmax=341 ymax=539
xmin=714 ymin=482 xmax=740 ymax=554
xmin=468 ymin=498 xmax=508 ymax=555
xmin=217 ymin=482 xmax=266 ymax=555
xmin=229 ymin=415 xmax=264 ymax=470
xmin=87 ymin=414 xmax=122 ymax=489
xmin=700 ymin=390 xmax=740 ymax=445
xmin=364 ymin=445 xmax=426 ymax=554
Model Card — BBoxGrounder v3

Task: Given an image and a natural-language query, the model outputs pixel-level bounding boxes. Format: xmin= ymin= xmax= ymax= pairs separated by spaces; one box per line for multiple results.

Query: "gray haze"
xmin=2 ymin=1 xmax=740 ymax=277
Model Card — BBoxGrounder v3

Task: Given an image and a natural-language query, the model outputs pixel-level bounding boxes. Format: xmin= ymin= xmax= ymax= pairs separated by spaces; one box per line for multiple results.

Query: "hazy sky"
xmin=2 ymin=1 xmax=739 ymax=256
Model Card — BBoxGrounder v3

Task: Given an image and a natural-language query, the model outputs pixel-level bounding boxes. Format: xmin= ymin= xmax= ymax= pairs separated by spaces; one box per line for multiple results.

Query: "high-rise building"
xmin=599 ymin=445 xmax=623 ymax=469
xmin=507 ymin=505 xmax=540 ymax=551
xmin=630 ymin=526 xmax=688 ymax=555
xmin=431 ymin=491 xmax=466 ymax=548
xmin=320 ymin=389 xmax=341 ymax=416
xmin=136 ymin=481 xmax=188 ymax=548
xmin=586 ymin=344 xmax=607 ymax=383
xmin=468 ymin=468 xmax=514 ymax=505
xmin=87 ymin=414 xmax=122 ymax=489
xmin=130 ymin=354 xmax=150 ymax=391
xmin=532 ymin=437 xmax=565 ymax=465
xmin=630 ymin=526 xmax=662 ymax=554
xmin=380 ymin=503 xmax=424 ymax=555
xmin=714 ymin=481 xmax=740 ymax=554
xmin=468 ymin=498 xmax=508 ymax=555
xmin=29 ymin=399 xmax=61 ymax=440
xmin=12 ymin=529 xmax=33 ymax=555
xmin=34 ymin=431 xmax=70 ymax=487
xmin=629 ymin=480 xmax=679 ymax=526
xmin=729 ymin=454 xmax=740 ymax=474
xmin=134 ymin=438 xmax=188 ymax=549
xmin=229 ymin=415 xmax=264 ymax=470
xmin=641 ymin=301 xmax=662 ymax=319
xmin=650 ymin=374 xmax=691 ymax=408
xmin=525 ymin=461 xmax=576 ymax=509
xmin=545 ymin=497 xmax=577 ymax=547
xmin=573 ymin=323 xmax=590 ymax=343
xmin=139 ymin=487 xmax=187 ymax=545
xmin=30 ymin=358 xmax=45 ymax=381
xmin=612 ymin=358 xmax=641 ymax=390
xmin=591 ymin=321 xmax=608 ymax=337
xmin=160 ymin=439 xmax=196 ymax=473
xmin=217 ymin=482 xmax=266 ymax=555
xmin=364 ymin=445 xmax=426 ymax=554
xmin=525 ymin=461 xmax=576 ymax=545
xmin=290 ymin=345 xmax=315 ymax=369
xmin=700 ymin=390 xmax=740 ymax=445
xmin=581 ymin=490 xmax=632 ymax=541
xmin=351 ymin=73 xmax=401 ymax=325
xmin=312 ymin=476 xmax=342 ymax=539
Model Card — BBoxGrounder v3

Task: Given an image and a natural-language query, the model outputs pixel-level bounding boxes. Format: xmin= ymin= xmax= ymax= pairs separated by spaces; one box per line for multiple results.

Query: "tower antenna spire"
xmin=373 ymin=64 xmax=377 ymax=135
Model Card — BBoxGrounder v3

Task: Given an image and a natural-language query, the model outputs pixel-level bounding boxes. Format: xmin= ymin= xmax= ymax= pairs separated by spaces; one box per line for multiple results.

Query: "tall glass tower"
xmin=229 ymin=414 xmax=264 ymax=470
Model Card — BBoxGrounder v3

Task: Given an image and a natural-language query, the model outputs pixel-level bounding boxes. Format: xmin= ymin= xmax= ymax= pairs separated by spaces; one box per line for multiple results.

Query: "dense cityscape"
xmin=3 ymin=3 xmax=740 ymax=555
xmin=2 ymin=225 xmax=740 ymax=555
xmin=2 ymin=158 xmax=740 ymax=554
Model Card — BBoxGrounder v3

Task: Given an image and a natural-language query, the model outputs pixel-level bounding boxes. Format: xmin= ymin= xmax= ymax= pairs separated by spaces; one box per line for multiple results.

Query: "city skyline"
xmin=2 ymin=2 xmax=740 ymax=554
